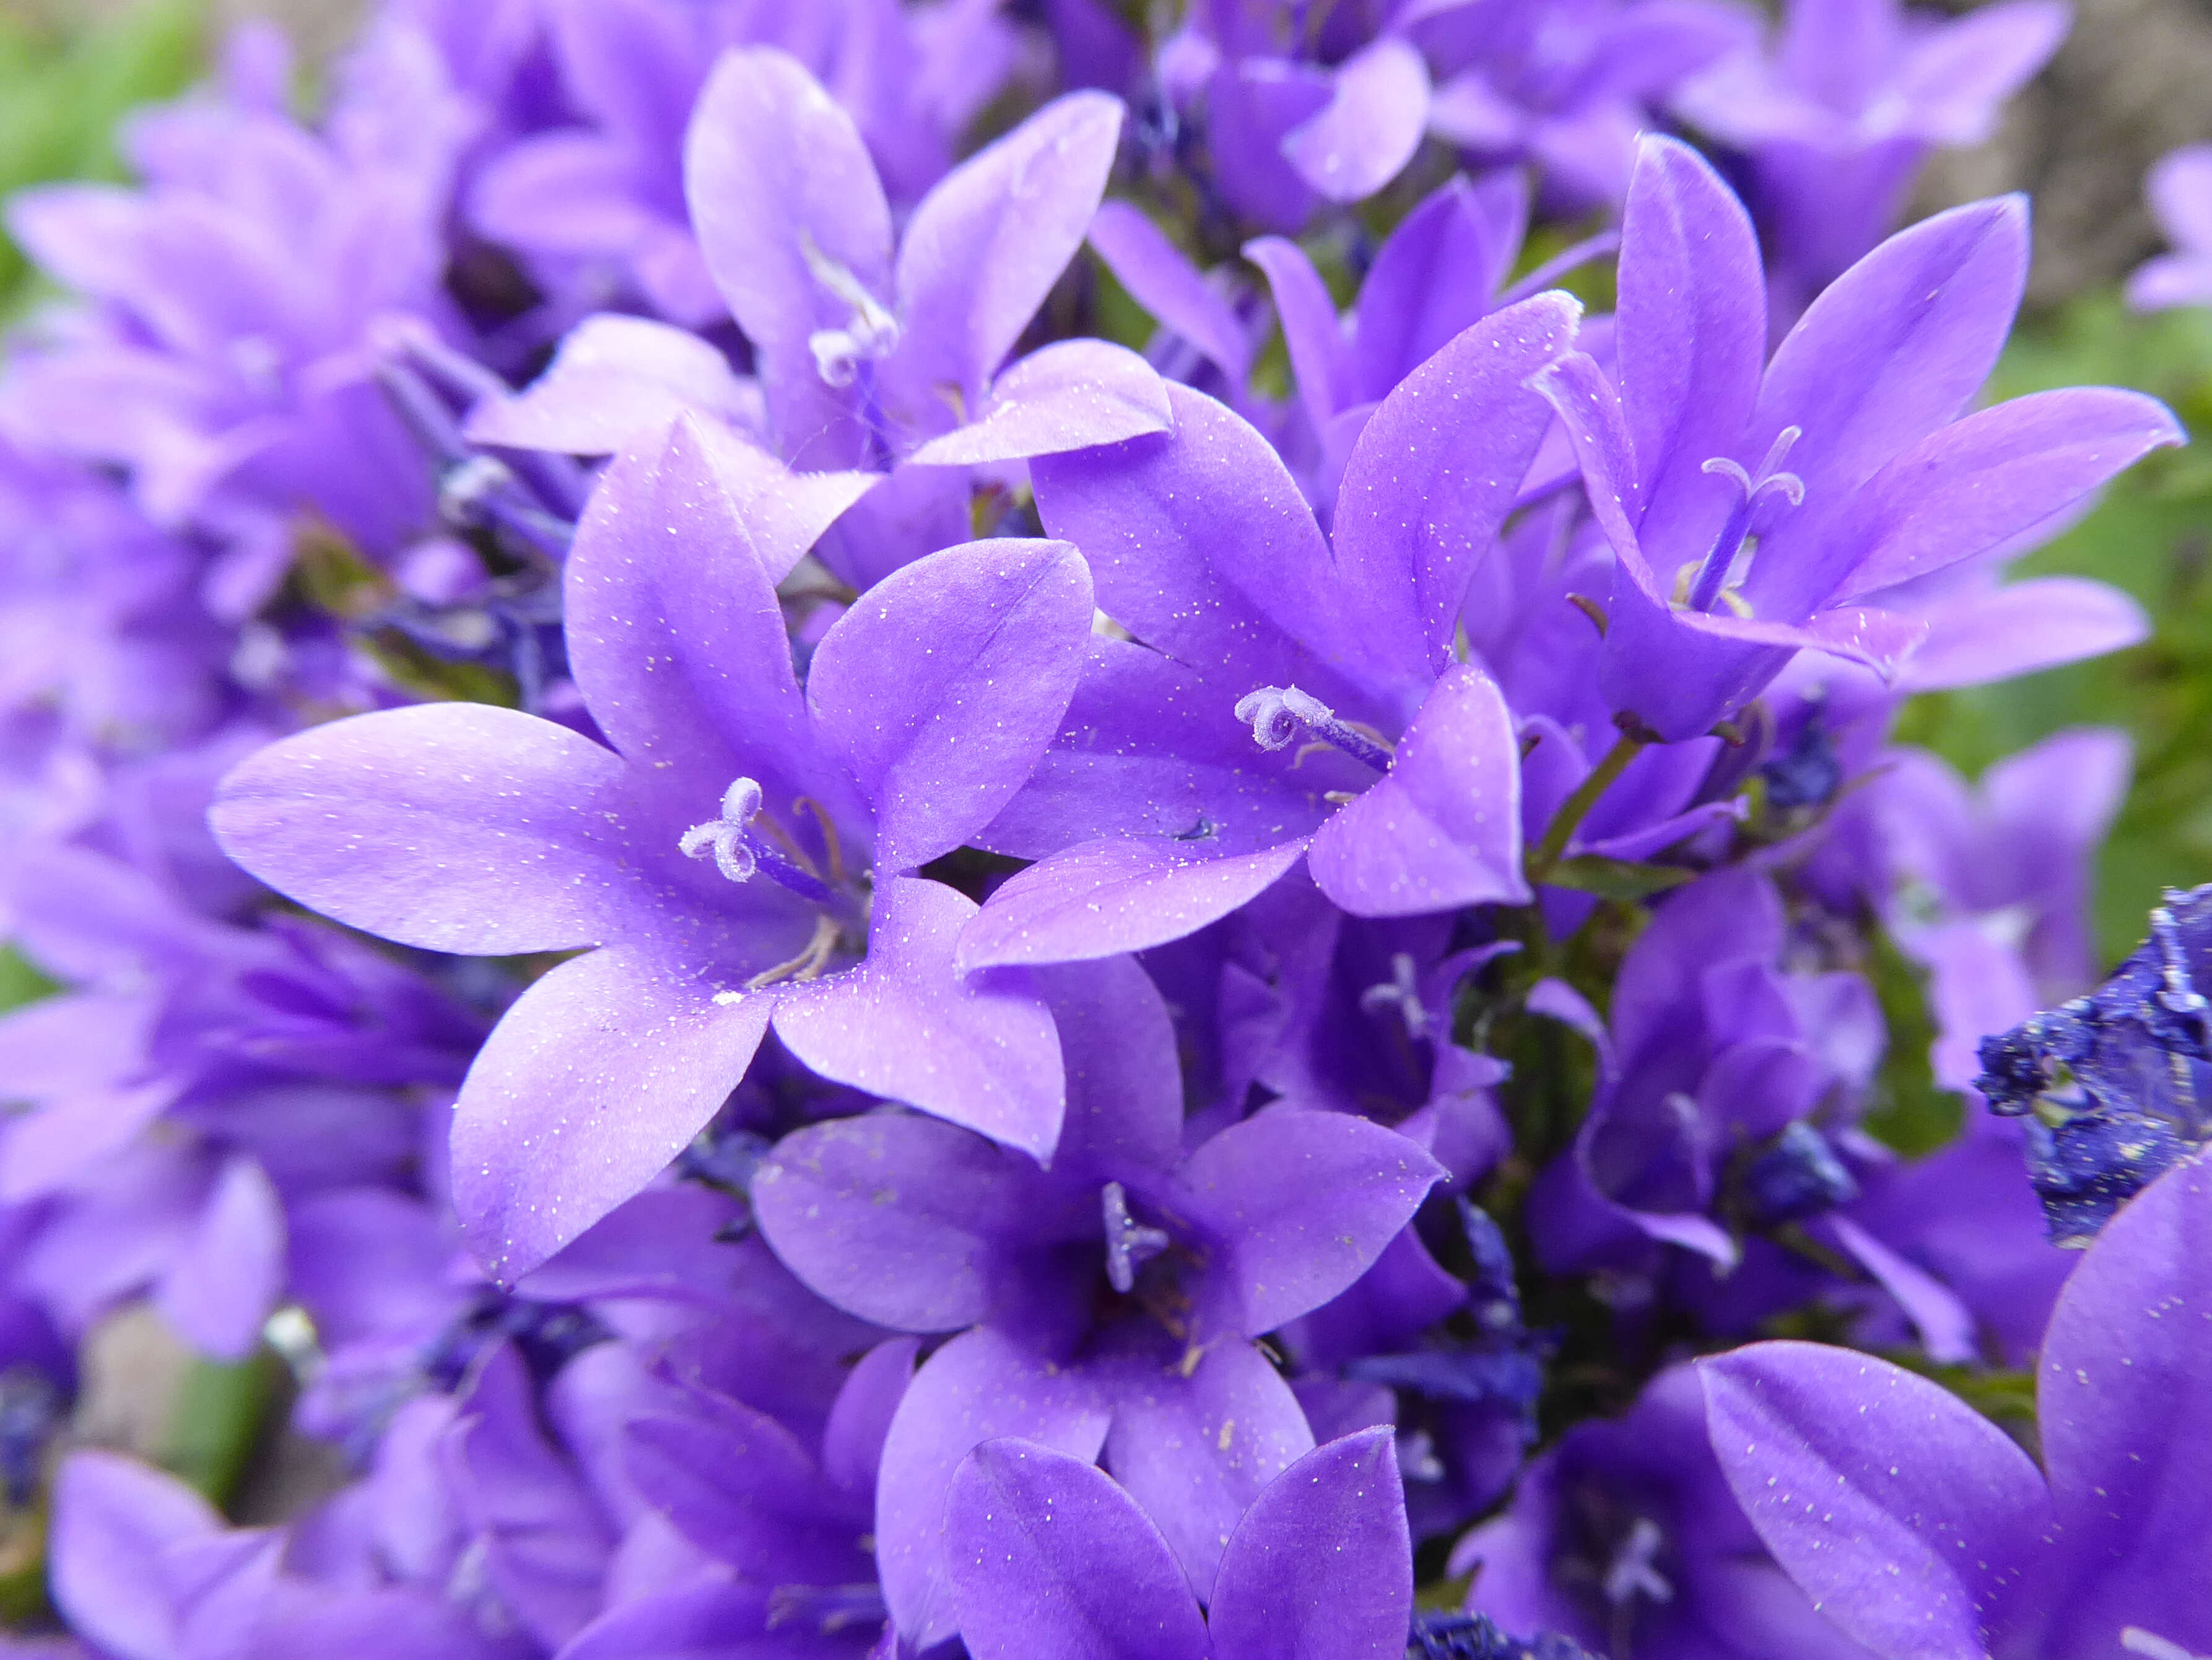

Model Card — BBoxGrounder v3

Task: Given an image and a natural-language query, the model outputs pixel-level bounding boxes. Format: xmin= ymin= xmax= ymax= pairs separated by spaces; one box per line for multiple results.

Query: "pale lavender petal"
xmin=1243 ymin=233 xmax=1350 ymax=432
xmin=956 ymin=837 xmax=1308 ymax=969
xmin=877 ymin=1326 xmax=1112 ymax=1648
xmin=208 ymin=703 xmax=648 ymax=956
xmin=772 ymin=878 xmax=1066 ymax=1159
xmin=463 ymin=314 xmax=759 ymax=456
xmin=902 ymin=340 xmax=1172 ymax=467
xmin=1089 ymin=201 xmax=1254 ymax=383
xmin=894 ymin=90 xmax=1123 ymax=399
xmin=1178 ymin=1108 xmax=1443 ymax=1335
xmin=2037 ymin=1158 xmax=2212 ymax=1649
xmin=806 ymin=538 xmax=1092 ymax=871
xmin=1700 ymin=1341 xmax=2051 ymax=1659
xmin=1206 ymin=1428 xmax=1411 ymax=1660
xmin=1896 ymin=577 xmax=2149 ymax=692
xmin=945 ymin=1441 xmax=1209 ymax=1660
xmin=1281 ymin=38 xmax=1430 ymax=204
xmin=49 ymin=1451 xmax=222 ymax=1660
xmin=1306 ymin=665 xmax=1531 ymax=917
xmin=450 ymin=944 xmax=775 ymax=1280
xmin=155 ymin=1155 xmax=284 ymax=1361
xmin=1894 ymin=1 xmax=2067 ymax=144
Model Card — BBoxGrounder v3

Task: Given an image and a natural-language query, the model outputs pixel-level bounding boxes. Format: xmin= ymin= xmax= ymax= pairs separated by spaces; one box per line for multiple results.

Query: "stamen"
xmin=801 ymin=232 xmax=900 ymax=388
xmin=1602 ymin=1517 xmax=1674 ymax=1608
xmin=1234 ymin=686 xmax=1394 ymax=771
xmin=1102 ymin=1181 xmax=1171 ymax=1294
xmin=681 ymin=777 xmax=765 ymax=885
xmin=1360 ymin=952 xmax=1430 ymax=1038
xmin=1680 ymin=426 xmax=1805 ymax=614
xmin=745 ymin=912 xmax=845 ymax=990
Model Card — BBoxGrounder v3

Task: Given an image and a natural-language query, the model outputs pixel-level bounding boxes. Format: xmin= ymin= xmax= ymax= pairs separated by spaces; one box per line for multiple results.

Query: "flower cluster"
xmin=0 ymin=0 xmax=2205 ymax=1656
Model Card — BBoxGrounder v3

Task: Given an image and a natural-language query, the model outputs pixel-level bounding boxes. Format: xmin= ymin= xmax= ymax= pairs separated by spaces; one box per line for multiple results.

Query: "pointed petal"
xmin=1701 ymin=1342 xmax=2052 ymax=1659
xmin=877 ymin=1326 xmax=1112 ymax=1648
xmin=463 ymin=314 xmax=758 ymax=456
xmin=1331 ymin=292 xmax=1581 ymax=688
xmin=894 ymin=90 xmax=1124 ymax=398
xmin=1352 ymin=172 xmax=1528 ymax=399
xmin=902 ymin=339 xmax=1172 ymax=467
xmin=50 ymin=1451 xmax=222 ymax=1660
xmin=624 ymin=1398 xmax=862 ymax=1583
xmin=957 ymin=836 xmax=1308 ymax=969
xmin=450 ymin=945 xmax=773 ymax=1280
xmin=806 ymin=538 xmax=1094 ymax=871
xmin=155 ymin=1155 xmax=285 ymax=1361
xmin=1179 ymin=1109 xmax=1444 ymax=1335
xmin=822 ymin=1337 xmax=920 ymax=1499
xmin=208 ymin=703 xmax=650 ymax=956
xmin=946 ymin=1441 xmax=1209 ymax=1660
xmin=1307 ymin=664 xmax=1531 ymax=917
xmin=1206 ymin=1428 xmax=1411 ymax=1660
xmin=2036 ymin=1158 xmax=2212 ymax=1648
xmin=1897 ymin=575 xmax=2149 ymax=692
xmin=1090 ymin=200 xmax=1254 ymax=383
xmin=772 ymin=878 xmax=1066 ymax=1159
xmin=1281 ymin=38 xmax=1430 ymax=204
xmin=1243 ymin=232 xmax=1351 ymax=434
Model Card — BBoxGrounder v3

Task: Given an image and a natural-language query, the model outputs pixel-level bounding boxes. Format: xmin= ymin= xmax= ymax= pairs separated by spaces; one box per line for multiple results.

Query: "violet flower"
xmin=942 ymin=1428 xmax=1412 ymax=1659
xmin=749 ymin=955 xmax=1440 ymax=1647
xmin=2128 ymin=145 xmax=2212 ymax=312
xmin=957 ymin=294 xmax=1580 ymax=972
xmin=1674 ymin=0 xmax=2068 ymax=322
xmin=1538 ymin=134 xmax=2180 ymax=743
xmin=1702 ymin=1153 xmax=2212 ymax=1658
xmin=210 ymin=419 xmax=1093 ymax=1275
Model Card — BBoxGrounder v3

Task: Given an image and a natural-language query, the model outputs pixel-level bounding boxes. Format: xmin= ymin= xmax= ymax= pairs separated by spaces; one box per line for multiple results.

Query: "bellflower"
xmin=1975 ymin=883 xmax=2212 ymax=1245
xmin=1537 ymin=134 xmax=2180 ymax=742
xmin=1702 ymin=1155 xmax=2212 ymax=1659
xmin=1674 ymin=0 xmax=2068 ymax=321
xmin=957 ymin=294 xmax=1579 ymax=973
xmin=210 ymin=419 xmax=1094 ymax=1275
xmin=2127 ymin=144 xmax=2212 ymax=312
xmin=751 ymin=955 xmax=1440 ymax=1646
xmin=471 ymin=46 xmax=1172 ymax=588
xmin=942 ymin=1428 xmax=1412 ymax=1660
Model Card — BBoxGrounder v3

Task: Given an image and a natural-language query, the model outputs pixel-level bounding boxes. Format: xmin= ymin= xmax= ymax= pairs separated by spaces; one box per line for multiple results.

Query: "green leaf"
xmin=0 ymin=946 xmax=58 ymax=1015
xmin=1541 ymin=855 xmax=1695 ymax=901
xmin=1858 ymin=927 xmax=1965 ymax=1157
xmin=162 ymin=1348 xmax=282 ymax=1509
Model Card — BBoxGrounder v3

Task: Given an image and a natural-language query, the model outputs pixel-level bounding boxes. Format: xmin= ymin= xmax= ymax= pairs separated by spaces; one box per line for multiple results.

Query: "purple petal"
xmin=902 ymin=339 xmax=1172 ymax=467
xmin=1817 ymin=388 xmax=2182 ymax=608
xmin=684 ymin=48 xmax=889 ymax=466
xmin=892 ymin=90 xmax=1123 ymax=400
xmin=772 ymin=878 xmax=1066 ymax=1159
xmin=1330 ymin=293 xmax=1581 ymax=693
xmin=1820 ymin=1215 xmax=1977 ymax=1365
xmin=1281 ymin=38 xmax=1430 ymax=204
xmin=1178 ymin=1108 xmax=1443 ymax=1335
xmin=208 ymin=703 xmax=647 ymax=956
xmin=1895 ymin=1 xmax=2067 ymax=144
xmin=1100 ymin=1335 xmax=1316 ymax=1597
xmin=1243 ymin=231 xmax=1352 ymax=434
xmin=753 ymin=1112 xmax=1029 ymax=1332
xmin=1206 ymin=59 xmax=1331 ymax=234
xmin=450 ymin=944 xmax=774 ymax=1280
xmin=944 ymin=1441 xmax=1208 ymax=1660
xmin=1307 ymin=665 xmax=1532 ymax=917
xmin=1206 ymin=1428 xmax=1411 ymax=1660
xmin=957 ymin=837 xmax=1307 ymax=969
xmin=2037 ymin=1158 xmax=2212 ymax=1649
xmin=555 ymin=1578 xmax=773 ymax=1660
xmin=624 ymin=1397 xmax=862 ymax=1584
xmin=1616 ymin=136 xmax=1766 ymax=541
xmin=821 ymin=1337 xmax=920 ymax=1499
xmin=1700 ymin=1340 xmax=2051 ymax=1658
xmin=1897 ymin=576 xmax=2150 ymax=693
xmin=464 ymin=315 xmax=759 ymax=456
xmin=155 ymin=1155 xmax=284 ymax=1361
xmin=806 ymin=538 xmax=1093 ymax=871
xmin=1039 ymin=953 xmax=1190 ymax=1181
xmin=1351 ymin=172 xmax=1528 ymax=400
xmin=1754 ymin=197 xmax=2028 ymax=520
xmin=49 ymin=1450 xmax=222 ymax=1660
xmin=877 ymin=1326 xmax=1112 ymax=1648
xmin=1089 ymin=200 xmax=1255 ymax=383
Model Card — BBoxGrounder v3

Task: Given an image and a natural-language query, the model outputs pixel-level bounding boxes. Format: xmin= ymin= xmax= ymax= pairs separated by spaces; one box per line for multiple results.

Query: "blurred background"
xmin=0 ymin=0 xmax=2206 ymax=958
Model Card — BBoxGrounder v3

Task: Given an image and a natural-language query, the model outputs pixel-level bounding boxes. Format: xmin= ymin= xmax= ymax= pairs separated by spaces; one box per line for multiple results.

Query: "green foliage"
xmin=1897 ymin=291 xmax=2212 ymax=962
xmin=1858 ymin=926 xmax=1966 ymax=1156
xmin=162 ymin=1348 xmax=284 ymax=1508
xmin=0 ymin=1 xmax=206 ymax=318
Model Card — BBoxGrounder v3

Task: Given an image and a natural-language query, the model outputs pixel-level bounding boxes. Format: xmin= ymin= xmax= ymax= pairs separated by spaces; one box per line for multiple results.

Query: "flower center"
xmin=1674 ymin=426 xmax=1805 ymax=616
xmin=1360 ymin=951 xmax=1430 ymax=1038
xmin=1234 ymin=685 xmax=1395 ymax=771
xmin=1740 ymin=1121 xmax=1858 ymax=1227
xmin=1100 ymin=1181 xmax=1172 ymax=1294
xmin=1602 ymin=1516 xmax=1674 ymax=1610
xmin=801 ymin=232 xmax=900 ymax=388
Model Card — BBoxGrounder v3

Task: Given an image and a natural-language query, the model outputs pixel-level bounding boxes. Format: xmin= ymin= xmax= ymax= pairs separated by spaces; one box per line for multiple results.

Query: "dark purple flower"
xmin=1703 ymin=1154 xmax=2212 ymax=1657
xmin=210 ymin=419 xmax=1093 ymax=1275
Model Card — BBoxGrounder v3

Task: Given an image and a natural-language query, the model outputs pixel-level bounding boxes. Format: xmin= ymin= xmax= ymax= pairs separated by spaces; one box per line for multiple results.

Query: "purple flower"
xmin=941 ymin=1427 xmax=1412 ymax=1659
xmin=2128 ymin=145 xmax=2212 ymax=312
xmin=1453 ymin=1363 xmax=1869 ymax=1659
xmin=1674 ymin=0 xmax=2067 ymax=321
xmin=749 ymin=955 xmax=1440 ymax=1646
xmin=1702 ymin=1153 xmax=2212 ymax=1658
xmin=210 ymin=419 xmax=1094 ymax=1275
xmin=1538 ymin=134 xmax=2180 ymax=741
xmin=1975 ymin=883 xmax=2212 ymax=1245
xmin=956 ymin=294 xmax=1579 ymax=972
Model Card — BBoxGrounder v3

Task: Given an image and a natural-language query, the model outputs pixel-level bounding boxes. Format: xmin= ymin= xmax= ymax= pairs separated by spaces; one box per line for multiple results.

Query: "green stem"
xmin=1526 ymin=732 xmax=1648 ymax=882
